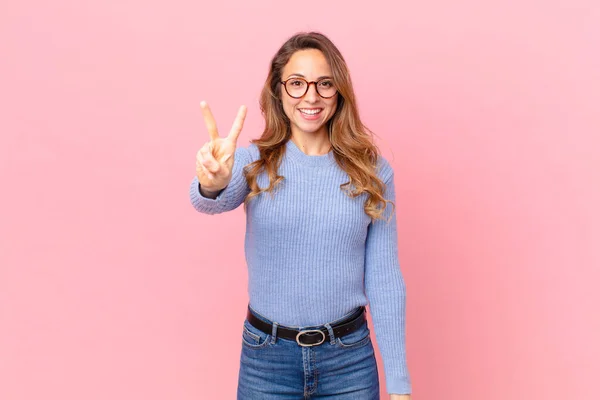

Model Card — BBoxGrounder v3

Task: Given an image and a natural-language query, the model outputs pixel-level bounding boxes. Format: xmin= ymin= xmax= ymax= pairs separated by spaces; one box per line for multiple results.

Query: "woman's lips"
xmin=298 ymin=108 xmax=323 ymax=121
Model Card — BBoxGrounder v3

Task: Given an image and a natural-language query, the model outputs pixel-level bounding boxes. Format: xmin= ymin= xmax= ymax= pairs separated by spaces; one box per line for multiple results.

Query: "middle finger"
xmin=200 ymin=101 xmax=219 ymax=142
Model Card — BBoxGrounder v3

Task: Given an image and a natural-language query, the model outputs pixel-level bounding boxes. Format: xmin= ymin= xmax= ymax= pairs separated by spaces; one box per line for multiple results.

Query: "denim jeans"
xmin=237 ymin=306 xmax=380 ymax=399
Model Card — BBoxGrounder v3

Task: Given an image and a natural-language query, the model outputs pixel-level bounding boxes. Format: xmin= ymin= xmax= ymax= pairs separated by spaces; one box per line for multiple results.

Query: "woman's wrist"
xmin=199 ymin=183 xmax=222 ymax=199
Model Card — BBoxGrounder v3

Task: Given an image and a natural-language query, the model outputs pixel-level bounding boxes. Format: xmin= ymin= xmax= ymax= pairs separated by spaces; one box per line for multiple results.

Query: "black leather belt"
xmin=246 ymin=305 xmax=366 ymax=347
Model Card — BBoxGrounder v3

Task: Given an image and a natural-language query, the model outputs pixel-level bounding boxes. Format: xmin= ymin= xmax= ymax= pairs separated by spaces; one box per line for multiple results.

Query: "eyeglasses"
xmin=280 ymin=77 xmax=338 ymax=99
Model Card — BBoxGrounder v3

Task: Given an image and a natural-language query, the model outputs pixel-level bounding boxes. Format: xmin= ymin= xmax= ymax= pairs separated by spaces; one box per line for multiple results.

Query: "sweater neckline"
xmin=285 ymin=139 xmax=336 ymax=168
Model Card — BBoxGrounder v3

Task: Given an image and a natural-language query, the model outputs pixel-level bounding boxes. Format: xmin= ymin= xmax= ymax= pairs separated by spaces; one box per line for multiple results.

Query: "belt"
xmin=246 ymin=305 xmax=366 ymax=347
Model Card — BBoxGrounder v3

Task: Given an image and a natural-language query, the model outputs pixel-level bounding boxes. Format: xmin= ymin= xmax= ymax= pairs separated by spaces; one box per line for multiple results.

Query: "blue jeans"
xmin=237 ymin=306 xmax=380 ymax=399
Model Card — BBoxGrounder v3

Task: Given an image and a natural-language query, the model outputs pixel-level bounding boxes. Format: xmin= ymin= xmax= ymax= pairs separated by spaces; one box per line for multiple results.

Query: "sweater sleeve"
xmin=364 ymin=160 xmax=412 ymax=395
xmin=189 ymin=146 xmax=252 ymax=215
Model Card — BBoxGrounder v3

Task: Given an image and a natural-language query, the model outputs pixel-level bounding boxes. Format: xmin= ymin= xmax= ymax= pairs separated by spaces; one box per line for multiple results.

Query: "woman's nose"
xmin=304 ymin=82 xmax=319 ymax=102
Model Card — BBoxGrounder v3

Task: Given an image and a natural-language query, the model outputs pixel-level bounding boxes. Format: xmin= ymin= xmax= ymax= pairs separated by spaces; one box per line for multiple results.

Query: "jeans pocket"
xmin=241 ymin=319 xmax=272 ymax=349
xmin=335 ymin=321 xmax=371 ymax=349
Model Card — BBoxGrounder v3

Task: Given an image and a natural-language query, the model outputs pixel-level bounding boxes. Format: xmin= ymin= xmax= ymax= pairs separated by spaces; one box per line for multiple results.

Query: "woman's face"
xmin=280 ymin=49 xmax=338 ymax=138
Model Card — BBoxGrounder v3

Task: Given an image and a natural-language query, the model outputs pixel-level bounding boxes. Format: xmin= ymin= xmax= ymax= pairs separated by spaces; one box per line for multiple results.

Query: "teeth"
xmin=299 ymin=109 xmax=322 ymax=115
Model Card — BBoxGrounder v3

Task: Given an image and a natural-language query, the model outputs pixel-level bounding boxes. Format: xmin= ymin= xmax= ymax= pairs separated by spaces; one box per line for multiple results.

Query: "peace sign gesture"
xmin=196 ymin=101 xmax=247 ymax=194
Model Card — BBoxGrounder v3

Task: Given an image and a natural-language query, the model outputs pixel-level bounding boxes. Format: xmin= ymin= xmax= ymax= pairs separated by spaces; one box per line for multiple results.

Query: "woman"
xmin=190 ymin=32 xmax=411 ymax=399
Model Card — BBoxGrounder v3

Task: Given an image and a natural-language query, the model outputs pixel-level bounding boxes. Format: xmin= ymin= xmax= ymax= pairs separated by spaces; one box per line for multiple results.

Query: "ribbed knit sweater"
xmin=189 ymin=139 xmax=411 ymax=394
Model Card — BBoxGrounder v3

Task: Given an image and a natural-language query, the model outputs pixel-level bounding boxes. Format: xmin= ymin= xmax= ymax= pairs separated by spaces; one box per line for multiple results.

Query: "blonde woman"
xmin=191 ymin=32 xmax=411 ymax=400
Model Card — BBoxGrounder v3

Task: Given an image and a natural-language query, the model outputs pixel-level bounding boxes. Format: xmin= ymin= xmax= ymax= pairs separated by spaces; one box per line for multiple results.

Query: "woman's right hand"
xmin=196 ymin=101 xmax=247 ymax=193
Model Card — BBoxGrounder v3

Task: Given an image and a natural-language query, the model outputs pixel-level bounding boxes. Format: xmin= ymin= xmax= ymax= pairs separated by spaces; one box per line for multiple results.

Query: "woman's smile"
xmin=297 ymin=107 xmax=324 ymax=120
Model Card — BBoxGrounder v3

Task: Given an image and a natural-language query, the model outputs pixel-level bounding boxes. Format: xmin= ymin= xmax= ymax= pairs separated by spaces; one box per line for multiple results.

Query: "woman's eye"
xmin=319 ymin=80 xmax=333 ymax=88
xmin=290 ymin=80 xmax=304 ymax=86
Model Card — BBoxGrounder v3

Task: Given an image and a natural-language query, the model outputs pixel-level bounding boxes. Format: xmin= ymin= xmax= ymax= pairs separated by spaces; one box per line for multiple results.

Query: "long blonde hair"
xmin=243 ymin=31 xmax=394 ymax=222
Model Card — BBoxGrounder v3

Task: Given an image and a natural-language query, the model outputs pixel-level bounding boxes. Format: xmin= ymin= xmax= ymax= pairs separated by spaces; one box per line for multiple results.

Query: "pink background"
xmin=1 ymin=1 xmax=599 ymax=399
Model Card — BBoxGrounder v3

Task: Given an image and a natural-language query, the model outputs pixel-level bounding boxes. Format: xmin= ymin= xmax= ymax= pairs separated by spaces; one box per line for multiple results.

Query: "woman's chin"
xmin=293 ymin=121 xmax=327 ymax=135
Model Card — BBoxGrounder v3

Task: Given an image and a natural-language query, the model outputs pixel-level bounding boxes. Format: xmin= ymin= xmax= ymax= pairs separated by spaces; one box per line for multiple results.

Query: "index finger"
xmin=200 ymin=101 xmax=219 ymax=142
xmin=227 ymin=105 xmax=247 ymax=143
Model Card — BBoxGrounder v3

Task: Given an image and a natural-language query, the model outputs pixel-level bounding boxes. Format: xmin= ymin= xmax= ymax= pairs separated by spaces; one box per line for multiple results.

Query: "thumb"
xmin=200 ymin=143 xmax=220 ymax=173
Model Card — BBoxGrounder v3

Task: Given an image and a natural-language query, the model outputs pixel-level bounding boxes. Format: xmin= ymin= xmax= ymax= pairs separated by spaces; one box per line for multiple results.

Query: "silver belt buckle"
xmin=296 ymin=329 xmax=326 ymax=347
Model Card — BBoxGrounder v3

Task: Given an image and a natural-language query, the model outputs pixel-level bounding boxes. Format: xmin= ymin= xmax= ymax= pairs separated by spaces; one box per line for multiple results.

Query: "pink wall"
xmin=1 ymin=1 xmax=598 ymax=399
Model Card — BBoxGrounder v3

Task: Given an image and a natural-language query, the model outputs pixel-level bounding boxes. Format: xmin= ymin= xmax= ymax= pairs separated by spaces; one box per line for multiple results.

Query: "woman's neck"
xmin=289 ymin=131 xmax=331 ymax=156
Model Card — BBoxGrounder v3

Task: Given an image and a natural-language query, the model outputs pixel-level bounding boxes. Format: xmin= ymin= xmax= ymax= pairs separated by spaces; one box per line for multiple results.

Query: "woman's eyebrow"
xmin=285 ymin=73 xmax=333 ymax=80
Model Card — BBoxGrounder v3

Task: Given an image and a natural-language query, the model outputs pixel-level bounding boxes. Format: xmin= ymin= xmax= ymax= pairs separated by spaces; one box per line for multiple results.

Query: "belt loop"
xmin=324 ymin=323 xmax=336 ymax=345
xmin=270 ymin=321 xmax=279 ymax=344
